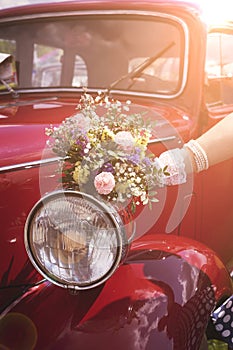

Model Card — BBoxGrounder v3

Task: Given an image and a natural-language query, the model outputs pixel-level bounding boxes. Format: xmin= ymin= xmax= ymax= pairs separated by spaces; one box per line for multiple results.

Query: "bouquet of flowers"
xmin=46 ymin=92 xmax=167 ymax=213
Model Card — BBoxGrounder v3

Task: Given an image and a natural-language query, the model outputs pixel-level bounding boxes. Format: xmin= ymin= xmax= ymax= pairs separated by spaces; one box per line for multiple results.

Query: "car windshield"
xmin=0 ymin=13 xmax=186 ymax=96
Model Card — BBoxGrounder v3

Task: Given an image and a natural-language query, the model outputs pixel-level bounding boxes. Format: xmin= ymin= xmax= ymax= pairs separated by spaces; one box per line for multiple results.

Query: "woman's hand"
xmin=155 ymin=147 xmax=192 ymax=186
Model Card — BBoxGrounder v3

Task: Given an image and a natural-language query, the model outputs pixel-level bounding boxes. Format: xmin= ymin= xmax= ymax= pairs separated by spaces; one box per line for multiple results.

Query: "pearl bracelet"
xmin=184 ymin=139 xmax=209 ymax=173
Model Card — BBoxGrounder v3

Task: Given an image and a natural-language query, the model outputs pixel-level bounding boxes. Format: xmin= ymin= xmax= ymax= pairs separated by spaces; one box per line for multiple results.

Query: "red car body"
xmin=0 ymin=1 xmax=232 ymax=349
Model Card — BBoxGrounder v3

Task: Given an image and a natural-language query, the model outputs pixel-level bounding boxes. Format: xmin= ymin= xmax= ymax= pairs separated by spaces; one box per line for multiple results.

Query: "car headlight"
xmin=24 ymin=190 xmax=130 ymax=290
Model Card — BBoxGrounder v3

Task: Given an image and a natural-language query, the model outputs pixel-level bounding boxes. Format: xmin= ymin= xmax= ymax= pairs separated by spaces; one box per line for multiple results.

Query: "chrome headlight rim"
xmin=24 ymin=190 xmax=128 ymax=290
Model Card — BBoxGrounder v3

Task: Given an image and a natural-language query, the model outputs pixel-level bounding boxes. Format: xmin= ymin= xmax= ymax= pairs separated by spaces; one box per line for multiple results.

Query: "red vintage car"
xmin=0 ymin=1 xmax=232 ymax=349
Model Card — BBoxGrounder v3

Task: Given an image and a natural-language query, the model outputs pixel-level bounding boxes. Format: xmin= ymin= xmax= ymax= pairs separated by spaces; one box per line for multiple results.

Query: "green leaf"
xmin=150 ymin=198 xmax=159 ymax=203
xmin=148 ymin=190 xmax=158 ymax=197
xmin=107 ymin=150 xmax=119 ymax=157
xmin=131 ymin=200 xmax=136 ymax=214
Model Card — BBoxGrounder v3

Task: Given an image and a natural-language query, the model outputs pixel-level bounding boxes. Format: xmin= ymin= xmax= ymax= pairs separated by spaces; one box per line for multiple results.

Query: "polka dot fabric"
xmin=212 ymin=295 xmax=233 ymax=348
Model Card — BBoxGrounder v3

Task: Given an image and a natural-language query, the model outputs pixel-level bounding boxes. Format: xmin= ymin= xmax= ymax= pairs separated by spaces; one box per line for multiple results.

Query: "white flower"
xmin=114 ymin=131 xmax=135 ymax=150
xmin=72 ymin=113 xmax=91 ymax=131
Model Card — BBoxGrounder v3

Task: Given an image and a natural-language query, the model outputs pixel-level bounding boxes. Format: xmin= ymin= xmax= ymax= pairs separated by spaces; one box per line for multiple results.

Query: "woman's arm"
xmin=195 ymin=112 xmax=233 ymax=168
xmin=157 ymin=113 xmax=233 ymax=185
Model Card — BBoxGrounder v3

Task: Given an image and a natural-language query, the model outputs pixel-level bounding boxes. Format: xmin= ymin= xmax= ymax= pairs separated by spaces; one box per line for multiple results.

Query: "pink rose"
xmin=94 ymin=172 xmax=115 ymax=195
xmin=114 ymin=131 xmax=135 ymax=150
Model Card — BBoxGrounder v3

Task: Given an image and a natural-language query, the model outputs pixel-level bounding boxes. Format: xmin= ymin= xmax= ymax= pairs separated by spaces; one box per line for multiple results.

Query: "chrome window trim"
xmin=0 ymin=10 xmax=189 ymax=100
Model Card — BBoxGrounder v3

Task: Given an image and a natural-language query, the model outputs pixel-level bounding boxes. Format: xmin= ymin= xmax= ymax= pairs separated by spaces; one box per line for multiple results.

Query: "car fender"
xmin=0 ymin=235 xmax=231 ymax=350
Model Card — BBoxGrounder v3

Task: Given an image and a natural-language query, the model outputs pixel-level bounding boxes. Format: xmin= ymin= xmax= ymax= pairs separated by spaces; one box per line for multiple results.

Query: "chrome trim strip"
xmin=0 ymin=156 xmax=61 ymax=174
xmin=0 ymin=136 xmax=176 ymax=174
xmin=149 ymin=136 xmax=176 ymax=144
xmin=0 ymin=10 xmax=189 ymax=100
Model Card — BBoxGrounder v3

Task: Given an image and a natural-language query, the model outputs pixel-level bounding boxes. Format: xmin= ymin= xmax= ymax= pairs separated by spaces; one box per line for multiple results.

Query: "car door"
xmin=182 ymin=23 xmax=233 ymax=265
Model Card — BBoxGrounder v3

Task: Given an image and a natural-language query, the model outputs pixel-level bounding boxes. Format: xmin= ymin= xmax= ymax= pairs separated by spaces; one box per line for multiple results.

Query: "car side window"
xmin=0 ymin=39 xmax=16 ymax=57
xmin=32 ymin=44 xmax=88 ymax=88
xmin=72 ymin=55 xmax=88 ymax=88
xmin=32 ymin=44 xmax=63 ymax=87
xmin=205 ymin=32 xmax=233 ymax=106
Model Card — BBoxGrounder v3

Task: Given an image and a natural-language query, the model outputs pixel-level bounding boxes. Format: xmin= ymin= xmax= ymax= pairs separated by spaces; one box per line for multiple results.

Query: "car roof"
xmin=0 ymin=0 xmax=202 ymax=18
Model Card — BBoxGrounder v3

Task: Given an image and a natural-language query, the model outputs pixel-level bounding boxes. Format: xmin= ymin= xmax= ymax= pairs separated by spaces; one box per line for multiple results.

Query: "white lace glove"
xmin=154 ymin=148 xmax=192 ymax=186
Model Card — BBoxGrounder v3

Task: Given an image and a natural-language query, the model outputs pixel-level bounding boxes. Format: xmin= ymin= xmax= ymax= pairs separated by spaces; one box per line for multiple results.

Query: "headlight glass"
xmin=25 ymin=190 xmax=128 ymax=290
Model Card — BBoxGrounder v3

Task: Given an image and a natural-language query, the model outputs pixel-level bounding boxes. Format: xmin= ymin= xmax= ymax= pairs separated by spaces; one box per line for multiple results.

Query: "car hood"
xmin=0 ymin=94 xmax=191 ymax=169
xmin=0 ymin=96 xmax=76 ymax=168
